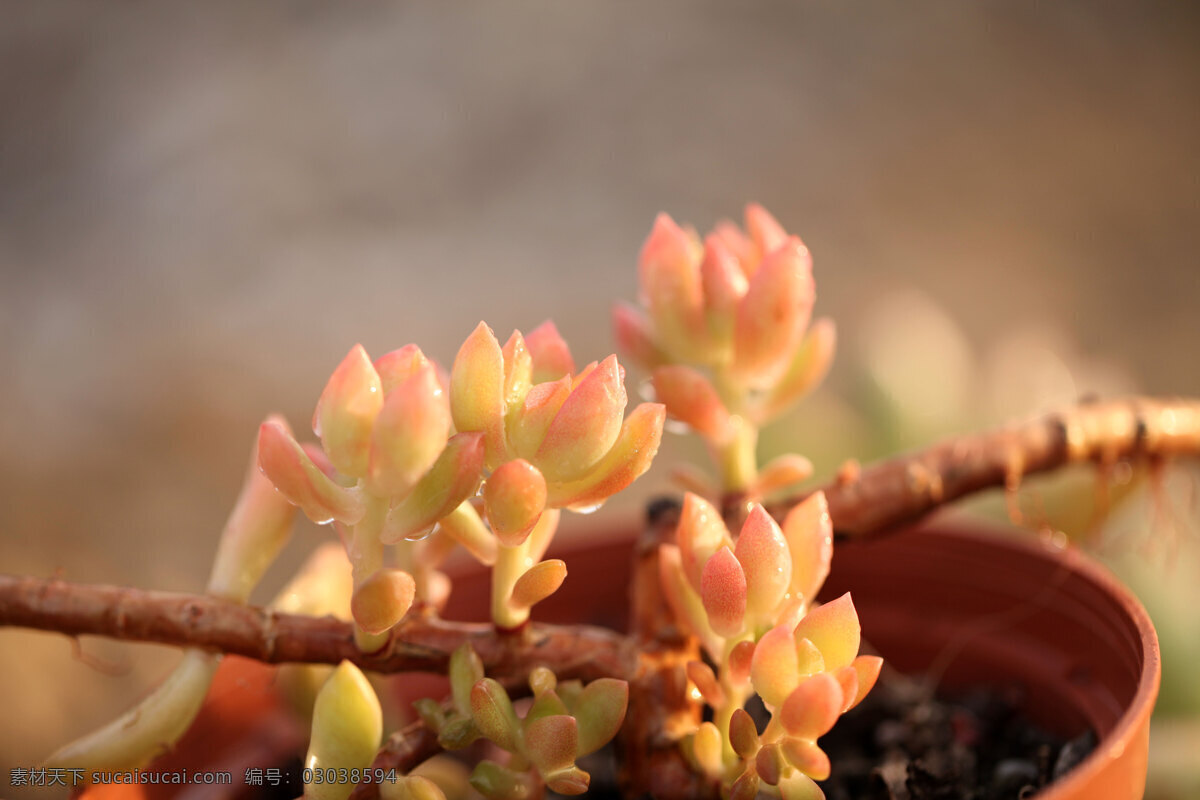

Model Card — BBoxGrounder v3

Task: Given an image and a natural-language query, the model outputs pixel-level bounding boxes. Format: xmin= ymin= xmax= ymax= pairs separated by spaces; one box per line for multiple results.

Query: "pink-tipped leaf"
xmin=450 ymin=322 xmax=507 ymax=468
xmin=847 ymin=655 xmax=883 ymax=711
xmin=735 ymin=504 xmax=793 ymax=622
xmin=544 ymin=402 xmax=665 ymax=510
xmin=782 ymin=491 xmax=833 ymax=603
xmin=732 ymin=237 xmax=814 ymax=388
xmin=258 ymin=420 xmax=364 ymax=525
xmin=750 ymin=623 xmax=800 ymax=707
xmin=700 ymin=546 xmax=747 ymax=638
xmin=366 ymin=363 xmax=450 ymax=498
xmin=536 ymin=355 xmax=626 ymax=482
xmin=744 ymin=203 xmax=789 ymax=268
xmin=373 ymin=344 xmax=430 ymax=395
xmin=780 ymin=672 xmax=844 ymax=740
xmin=314 ymin=344 xmax=383 ymax=478
xmin=762 ymin=317 xmax=837 ymax=423
xmin=380 ymin=432 xmax=485 ymax=543
xmin=525 ymin=320 xmax=576 ymax=384
xmin=652 ymin=365 xmax=731 ymax=441
xmin=792 ymin=593 xmax=861 ymax=672
xmin=781 ymin=738 xmax=831 ymax=781
xmin=611 ymin=302 xmax=667 ymax=372
xmin=483 ymin=459 xmax=548 ymax=546
xmin=639 ymin=213 xmax=707 ymax=362
xmin=685 ymin=660 xmax=725 ymax=708
xmin=677 ymin=492 xmax=732 ymax=593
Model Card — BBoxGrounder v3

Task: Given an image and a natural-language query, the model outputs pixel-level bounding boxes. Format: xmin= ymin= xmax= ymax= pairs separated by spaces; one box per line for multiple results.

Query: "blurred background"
xmin=2 ymin=2 xmax=1198 ymax=797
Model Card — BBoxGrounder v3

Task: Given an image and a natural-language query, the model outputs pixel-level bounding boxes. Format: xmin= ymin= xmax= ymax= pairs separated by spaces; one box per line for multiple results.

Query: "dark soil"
xmin=817 ymin=675 xmax=1096 ymax=800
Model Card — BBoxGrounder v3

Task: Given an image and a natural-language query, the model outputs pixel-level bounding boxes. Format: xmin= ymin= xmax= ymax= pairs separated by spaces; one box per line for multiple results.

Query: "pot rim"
xmin=894 ymin=522 xmax=1161 ymax=800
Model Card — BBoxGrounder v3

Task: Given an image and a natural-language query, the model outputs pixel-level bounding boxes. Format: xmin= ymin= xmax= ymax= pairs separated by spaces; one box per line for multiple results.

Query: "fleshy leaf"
xmin=692 ymin=721 xmax=724 ymax=778
xmin=792 ymin=593 xmax=861 ymax=672
xmin=207 ymin=415 xmax=298 ymax=602
xmin=762 ymin=317 xmax=837 ymax=423
xmin=350 ymin=568 xmax=415 ymax=635
xmin=713 ymin=219 xmax=756 ymax=276
xmin=258 ymin=420 xmax=365 ymax=525
xmin=393 ymin=775 xmax=447 ymax=800
xmin=470 ymin=760 xmax=527 ymax=800
xmin=755 ymin=742 xmax=786 ymax=786
xmin=732 ymin=237 xmax=814 ymax=388
xmin=780 ymin=672 xmax=843 ymax=740
xmin=700 ymin=234 xmax=749 ymax=324
xmin=449 ymin=643 xmax=485 ymax=716
xmin=611 ymin=302 xmax=667 ymax=372
xmin=778 ymin=772 xmax=825 ymax=800
xmin=658 ymin=545 xmax=721 ymax=657
xmin=545 ymin=768 xmax=590 ymax=796
xmin=544 ymin=402 xmax=665 ymax=510
xmin=677 ymin=492 xmax=732 ymax=593
xmin=524 ymin=715 xmax=579 ymax=777
xmin=380 ymin=432 xmax=485 ymax=543
xmin=573 ymin=678 xmax=629 ymax=756
xmin=373 ymin=344 xmax=430 ymax=395
xmin=315 ymin=345 xmax=383 ymax=478
xmin=847 ymin=655 xmax=883 ymax=711
xmin=728 ymin=639 xmax=756 ymax=686
xmin=510 ymin=559 xmax=567 ymax=610
xmin=833 ymin=665 xmax=859 ymax=714
xmin=750 ymin=623 xmax=800 ymax=707
xmin=652 ymin=365 xmax=731 ymax=441
xmin=536 ymin=355 xmax=626 ymax=482
xmin=782 ymin=491 xmax=833 ymax=603
xmin=701 ymin=546 xmax=747 ymax=637
xmin=450 ymin=322 xmax=507 ymax=467
xmin=304 ymin=661 xmax=382 ymax=800
xmin=744 ymin=203 xmax=789 ymax=268
xmin=735 ymin=505 xmax=793 ymax=622
xmin=729 ymin=708 xmax=760 ymax=760
xmin=686 ymin=660 xmax=725 ymax=708
xmin=794 ymin=636 xmax=826 ymax=678
xmin=525 ymin=320 xmax=576 ymax=384
xmin=470 ymin=678 xmax=520 ymax=752
xmin=483 ymin=459 xmax=548 ymax=546
xmin=639 ymin=213 xmax=707 ymax=362
xmin=510 ymin=376 xmax=572 ymax=462
xmin=754 ymin=454 xmax=815 ymax=498
xmin=501 ymin=331 xmax=533 ymax=411
xmin=782 ymin=738 xmax=831 ymax=781
xmin=730 ymin=770 xmax=760 ymax=800
xmin=367 ymin=363 xmax=450 ymax=498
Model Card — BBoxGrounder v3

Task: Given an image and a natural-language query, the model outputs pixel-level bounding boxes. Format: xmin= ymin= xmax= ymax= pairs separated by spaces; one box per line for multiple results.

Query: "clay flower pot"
xmin=80 ymin=517 xmax=1158 ymax=800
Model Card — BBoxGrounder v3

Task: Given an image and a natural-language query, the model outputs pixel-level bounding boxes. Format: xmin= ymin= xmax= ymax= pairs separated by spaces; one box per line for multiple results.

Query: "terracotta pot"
xmin=468 ymin=518 xmax=1159 ymax=800
xmin=81 ymin=518 xmax=1159 ymax=800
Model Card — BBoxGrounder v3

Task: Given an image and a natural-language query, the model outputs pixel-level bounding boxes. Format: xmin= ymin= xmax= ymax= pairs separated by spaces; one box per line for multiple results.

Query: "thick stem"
xmin=351 ymin=497 xmax=389 ymax=651
xmin=492 ymin=539 xmax=534 ymax=629
xmin=0 ymin=576 xmax=636 ymax=684
xmin=716 ymin=417 xmax=760 ymax=494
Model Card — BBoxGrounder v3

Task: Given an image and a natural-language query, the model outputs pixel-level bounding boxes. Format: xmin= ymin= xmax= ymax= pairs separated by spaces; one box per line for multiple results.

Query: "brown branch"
xmin=780 ymin=396 xmax=1200 ymax=539
xmin=350 ymin=720 xmax=441 ymax=800
xmin=0 ymin=575 xmax=636 ymax=683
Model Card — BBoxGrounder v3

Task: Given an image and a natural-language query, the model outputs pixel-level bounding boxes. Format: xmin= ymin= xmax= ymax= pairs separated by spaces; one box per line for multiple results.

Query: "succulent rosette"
xmin=662 ymin=491 xmax=882 ymax=798
xmin=447 ymin=320 xmax=666 ymax=545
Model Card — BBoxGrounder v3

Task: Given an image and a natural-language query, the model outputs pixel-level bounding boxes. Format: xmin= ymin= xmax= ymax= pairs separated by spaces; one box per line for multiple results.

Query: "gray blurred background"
xmin=2 ymin=1 xmax=1199 ymax=796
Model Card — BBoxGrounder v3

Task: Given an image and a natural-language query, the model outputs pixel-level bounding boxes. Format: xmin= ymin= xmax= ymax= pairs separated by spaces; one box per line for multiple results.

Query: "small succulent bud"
xmin=305 ymin=661 xmax=382 ymax=800
xmin=782 ymin=491 xmax=833 ymax=604
xmin=686 ymin=660 xmax=726 ymax=707
xmin=728 ymin=639 xmax=756 ymax=686
xmin=510 ymin=376 xmax=572 ymax=461
xmin=380 ymin=432 xmax=485 ymax=543
xmin=367 ymin=362 xmax=450 ymax=498
xmin=350 ymin=568 xmax=416 ymax=635
xmin=501 ymin=331 xmax=534 ymax=410
xmin=781 ymin=738 xmax=831 ymax=781
xmin=652 ymin=365 xmax=732 ymax=441
xmin=780 ymin=673 xmax=844 ymax=740
xmin=470 ymin=678 xmax=521 ymax=752
xmin=735 ymin=505 xmax=793 ymax=623
xmin=449 ymin=643 xmax=485 ymax=716
xmin=793 ymin=593 xmax=860 ymax=672
xmin=529 ymin=666 xmax=557 ymax=697
xmin=732 ymin=237 xmax=814 ymax=389
xmin=258 ymin=419 xmax=365 ymax=525
xmin=701 ymin=546 xmax=747 ymax=637
xmin=315 ymin=345 xmax=384 ymax=478
xmin=525 ymin=320 xmax=576 ymax=383
xmin=699 ymin=235 xmax=749 ymax=345
xmin=510 ymin=559 xmax=567 ymax=610
xmin=483 ymin=459 xmax=548 ymax=545
xmin=692 ymin=721 xmax=725 ymax=778
xmin=744 ymin=203 xmax=789 ymax=267
xmin=729 ymin=708 xmax=760 ymax=760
